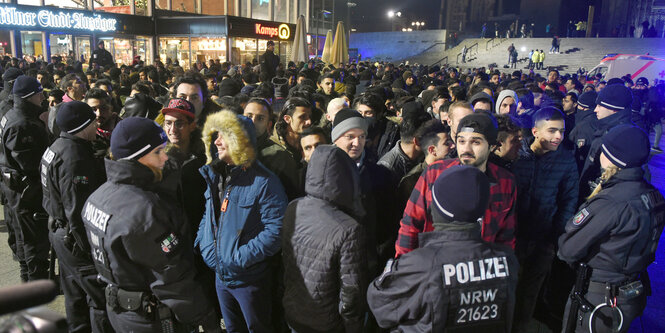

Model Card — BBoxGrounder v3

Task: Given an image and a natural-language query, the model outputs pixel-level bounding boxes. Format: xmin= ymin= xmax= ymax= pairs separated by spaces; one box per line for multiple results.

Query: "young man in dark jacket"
xmin=510 ymin=107 xmax=579 ymax=331
xmin=369 ymin=165 xmax=518 ymax=332
xmin=196 ymin=111 xmax=288 ymax=333
xmin=282 ymin=145 xmax=367 ymax=333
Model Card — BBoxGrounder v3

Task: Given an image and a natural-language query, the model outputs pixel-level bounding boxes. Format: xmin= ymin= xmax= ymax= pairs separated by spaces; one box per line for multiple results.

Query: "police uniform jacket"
xmin=368 ymin=226 xmax=519 ymax=333
xmin=558 ymin=167 xmax=665 ymax=284
xmin=82 ymin=158 xmax=217 ymax=326
xmin=578 ymin=109 xmax=631 ymax=200
xmin=41 ymin=132 xmax=105 ymax=253
xmin=89 ymin=48 xmax=114 ymax=68
xmin=0 ymin=98 xmax=49 ymax=208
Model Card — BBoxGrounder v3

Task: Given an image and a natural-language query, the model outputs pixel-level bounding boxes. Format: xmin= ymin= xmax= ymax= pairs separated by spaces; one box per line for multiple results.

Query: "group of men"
xmin=0 ymin=51 xmax=662 ymax=333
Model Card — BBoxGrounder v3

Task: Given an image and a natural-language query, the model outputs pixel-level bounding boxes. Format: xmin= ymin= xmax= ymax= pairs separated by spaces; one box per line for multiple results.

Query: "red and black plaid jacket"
xmin=395 ymin=158 xmax=517 ymax=257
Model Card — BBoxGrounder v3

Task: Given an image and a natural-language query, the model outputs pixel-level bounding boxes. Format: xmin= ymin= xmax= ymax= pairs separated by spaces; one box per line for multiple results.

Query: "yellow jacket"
xmin=538 ymin=51 xmax=545 ymax=62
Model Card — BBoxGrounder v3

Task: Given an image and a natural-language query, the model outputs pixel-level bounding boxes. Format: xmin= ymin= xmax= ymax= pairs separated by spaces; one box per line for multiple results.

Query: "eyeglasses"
xmin=164 ymin=120 xmax=189 ymax=130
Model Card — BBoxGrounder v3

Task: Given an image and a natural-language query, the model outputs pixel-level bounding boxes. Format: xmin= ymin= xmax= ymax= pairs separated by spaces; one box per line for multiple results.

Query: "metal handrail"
xmin=457 ymin=42 xmax=478 ymax=63
xmin=432 ymin=56 xmax=448 ymax=67
xmin=486 ymin=37 xmax=506 ymax=50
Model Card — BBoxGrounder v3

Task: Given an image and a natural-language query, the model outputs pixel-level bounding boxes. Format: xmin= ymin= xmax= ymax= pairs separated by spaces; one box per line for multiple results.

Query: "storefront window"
xmin=274 ymin=0 xmax=287 ymax=23
xmin=251 ymin=0 xmax=269 ymax=20
xmin=95 ymin=0 xmax=153 ymax=15
xmin=113 ymin=39 xmax=132 ymax=66
xmin=75 ymin=36 xmax=91 ymax=65
xmin=233 ymin=37 xmax=257 ymax=66
xmin=21 ymin=31 xmax=42 ymax=60
xmin=49 ymin=34 xmax=72 ymax=59
xmin=191 ymin=37 xmax=227 ymax=66
xmin=44 ymin=0 xmax=87 ymax=9
xmin=133 ymin=37 xmax=152 ymax=65
xmin=159 ymin=37 xmax=192 ymax=69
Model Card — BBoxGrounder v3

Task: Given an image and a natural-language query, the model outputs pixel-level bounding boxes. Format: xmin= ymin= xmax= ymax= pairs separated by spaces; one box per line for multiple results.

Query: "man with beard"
xmin=354 ymin=93 xmax=400 ymax=158
xmin=396 ymin=112 xmax=517 ymax=256
xmin=85 ymin=88 xmax=120 ymax=158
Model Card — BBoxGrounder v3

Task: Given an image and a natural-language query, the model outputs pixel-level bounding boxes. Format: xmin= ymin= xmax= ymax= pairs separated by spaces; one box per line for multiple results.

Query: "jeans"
xmin=216 ymin=274 xmax=273 ymax=333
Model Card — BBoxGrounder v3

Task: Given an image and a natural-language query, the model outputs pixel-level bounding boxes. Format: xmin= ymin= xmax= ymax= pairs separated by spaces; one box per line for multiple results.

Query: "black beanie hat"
xmin=12 ymin=75 xmax=43 ymax=99
xmin=456 ymin=113 xmax=498 ymax=145
xmin=332 ymin=108 xmax=368 ymax=142
xmin=111 ymin=117 xmax=168 ymax=160
xmin=56 ymin=101 xmax=95 ymax=135
xmin=2 ymin=68 xmax=23 ymax=82
xmin=596 ymin=83 xmax=632 ymax=111
xmin=577 ymin=91 xmax=597 ymax=109
xmin=431 ymin=165 xmax=490 ymax=223
xmin=601 ymin=124 xmax=650 ymax=168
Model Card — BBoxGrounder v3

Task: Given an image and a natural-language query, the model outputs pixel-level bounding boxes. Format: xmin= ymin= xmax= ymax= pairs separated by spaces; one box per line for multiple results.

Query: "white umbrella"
xmin=290 ymin=15 xmax=308 ymax=63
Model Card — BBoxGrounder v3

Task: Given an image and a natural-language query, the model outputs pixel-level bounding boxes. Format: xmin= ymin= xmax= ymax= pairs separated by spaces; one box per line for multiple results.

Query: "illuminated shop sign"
xmin=0 ymin=6 xmax=117 ymax=32
xmin=255 ymin=23 xmax=290 ymax=39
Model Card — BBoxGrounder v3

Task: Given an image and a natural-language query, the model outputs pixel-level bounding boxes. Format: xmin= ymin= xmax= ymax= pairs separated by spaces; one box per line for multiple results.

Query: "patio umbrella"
xmin=321 ymin=30 xmax=334 ymax=64
xmin=290 ymin=15 xmax=308 ymax=63
xmin=330 ymin=21 xmax=348 ymax=65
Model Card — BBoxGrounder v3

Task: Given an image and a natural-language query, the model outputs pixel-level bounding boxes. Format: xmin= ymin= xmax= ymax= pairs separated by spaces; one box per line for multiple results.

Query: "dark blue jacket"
xmin=511 ymin=144 xmax=579 ymax=243
xmin=578 ymin=110 xmax=632 ymax=201
xmin=196 ymin=161 xmax=287 ymax=287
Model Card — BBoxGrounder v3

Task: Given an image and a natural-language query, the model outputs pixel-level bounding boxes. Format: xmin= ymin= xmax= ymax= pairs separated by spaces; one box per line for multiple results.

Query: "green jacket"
xmin=258 ymin=131 xmax=302 ymax=200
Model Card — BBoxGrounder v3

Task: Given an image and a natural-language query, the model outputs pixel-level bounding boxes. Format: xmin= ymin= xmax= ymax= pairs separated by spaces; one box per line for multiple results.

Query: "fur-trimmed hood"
xmin=202 ymin=110 xmax=256 ymax=167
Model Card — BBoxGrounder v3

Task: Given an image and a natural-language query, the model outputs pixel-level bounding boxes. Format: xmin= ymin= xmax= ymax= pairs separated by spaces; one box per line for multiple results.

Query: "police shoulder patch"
xmin=573 ymin=208 xmax=590 ymax=226
xmin=577 ymin=139 xmax=585 ymax=148
xmin=160 ymin=232 xmax=179 ymax=253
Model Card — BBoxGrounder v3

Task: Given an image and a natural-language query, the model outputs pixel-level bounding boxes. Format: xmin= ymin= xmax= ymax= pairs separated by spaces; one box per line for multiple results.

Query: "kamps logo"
xmin=255 ymin=23 xmax=290 ymax=40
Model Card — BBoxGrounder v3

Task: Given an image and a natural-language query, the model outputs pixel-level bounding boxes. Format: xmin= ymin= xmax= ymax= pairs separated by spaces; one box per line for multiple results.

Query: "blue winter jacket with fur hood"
xmin=195 ymin=111 xmax=288 ymax=287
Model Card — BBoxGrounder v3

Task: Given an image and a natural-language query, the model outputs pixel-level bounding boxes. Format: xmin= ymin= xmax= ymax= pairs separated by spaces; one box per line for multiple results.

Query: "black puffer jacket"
xmin=282 ymin=145 xmax=367 ymax=333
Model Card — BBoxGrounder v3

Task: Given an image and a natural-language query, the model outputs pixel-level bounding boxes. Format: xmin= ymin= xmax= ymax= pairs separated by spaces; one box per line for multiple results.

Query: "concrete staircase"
xmin=404 ymin=38 xmax=665 ymax=75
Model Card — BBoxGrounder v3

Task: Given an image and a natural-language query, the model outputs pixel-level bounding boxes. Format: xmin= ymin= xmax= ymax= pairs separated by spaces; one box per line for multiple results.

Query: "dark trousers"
xmin=561 ymin=287 xmax=646 ymax=333
xmin=4 ymin=187 xmax=49 ymax=281
xmin=107 ymin=302 xmax=191 ymax=333
xmin=513 ymin=240 xmax=556 ymax=332
xmin=49 ymin=228 xmax=112 ymax=333
xmin=216 ymin=274 xmax=272 ymax=333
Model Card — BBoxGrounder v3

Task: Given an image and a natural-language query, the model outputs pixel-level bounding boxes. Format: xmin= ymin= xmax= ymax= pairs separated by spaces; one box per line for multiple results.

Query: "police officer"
xmin=82 ymin=117 xmax=221 ymax=332
xmin=0 ymin=75 xmax=50 ymax=282
xmin=559 ymin=125 xmax=664 ymax=333
xmin=41 ymin=101 xmax=110 ymax=333
xmin=89 ymin=41 xmax=114 ymax=69
xmin=367 ymin=165 xmax=519 ymax=332
xmin=578 ymin=83 xmax=633 ymax=201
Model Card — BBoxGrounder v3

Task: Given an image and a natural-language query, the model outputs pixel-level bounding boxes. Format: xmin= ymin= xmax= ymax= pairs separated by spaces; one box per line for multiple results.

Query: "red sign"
xmin=255 ymin=24 xmax=279 ymax=38
xmin=96 ymin=6 xmax=131 ymax=14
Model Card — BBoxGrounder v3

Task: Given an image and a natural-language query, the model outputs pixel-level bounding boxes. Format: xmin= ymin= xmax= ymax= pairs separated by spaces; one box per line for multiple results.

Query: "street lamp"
xmin=387 ymin=10 xmax=394 ymax=18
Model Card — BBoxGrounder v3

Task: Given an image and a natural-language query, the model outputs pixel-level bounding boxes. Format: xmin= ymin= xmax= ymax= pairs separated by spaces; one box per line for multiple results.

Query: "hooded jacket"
xmin=195 ymin=111 xmax=288 ymax=287
xmin=282 ymin=145 xmax=367 ymax=333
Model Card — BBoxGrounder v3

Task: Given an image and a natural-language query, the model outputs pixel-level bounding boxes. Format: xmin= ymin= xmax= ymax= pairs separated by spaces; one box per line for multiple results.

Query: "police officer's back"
xmin=41 ymin=101 xmax=110 ymax=332
xmin=559 ymin=125 xmax=664 ymax=333
xmin=367 ymin=166 xmax=519 ymax=332
xmin=82 ymin=117 xmax=220 ymax=332
xmin=0 ymin=75 xmax=50 ymax=281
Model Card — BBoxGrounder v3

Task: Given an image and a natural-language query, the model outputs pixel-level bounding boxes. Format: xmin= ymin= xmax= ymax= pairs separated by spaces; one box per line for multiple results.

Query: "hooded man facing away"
xmin=282 ymin=145 xmax=368 ymax=333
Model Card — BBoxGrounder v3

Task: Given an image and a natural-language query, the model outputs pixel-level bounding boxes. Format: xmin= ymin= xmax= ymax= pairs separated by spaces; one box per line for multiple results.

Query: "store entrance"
xmin=75 ymin=36 xmax=91 ymax=64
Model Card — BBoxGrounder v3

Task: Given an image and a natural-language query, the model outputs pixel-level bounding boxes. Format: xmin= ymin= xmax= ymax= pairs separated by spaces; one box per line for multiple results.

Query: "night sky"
xmin=350 ymin=0 xmax=441 ymax=32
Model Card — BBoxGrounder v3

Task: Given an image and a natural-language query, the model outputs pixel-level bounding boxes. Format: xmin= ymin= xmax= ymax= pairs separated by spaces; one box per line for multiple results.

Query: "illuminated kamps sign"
xmin=255 ymin=23 xmax=290 ymax=39
xmin=0 ymin=6 xmax=117 ymax=32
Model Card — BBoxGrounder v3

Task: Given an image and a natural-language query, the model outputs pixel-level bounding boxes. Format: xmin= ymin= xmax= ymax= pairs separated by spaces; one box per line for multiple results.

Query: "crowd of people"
xmin=0 ymin=42 xmax=663 ymax=333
